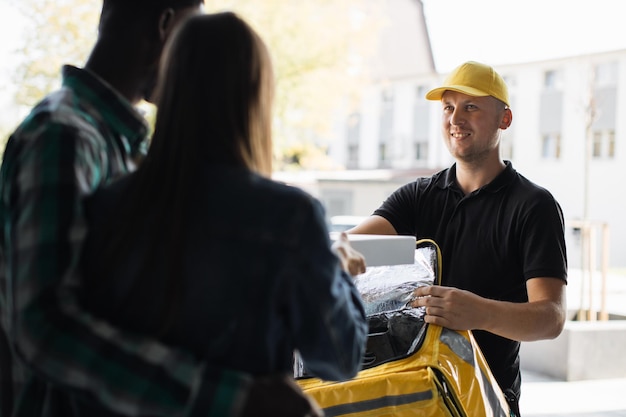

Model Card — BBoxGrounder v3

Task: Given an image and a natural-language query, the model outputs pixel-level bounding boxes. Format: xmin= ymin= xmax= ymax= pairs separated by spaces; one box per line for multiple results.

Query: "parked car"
xmin=329 ymin=215 xmax=368 ymax=232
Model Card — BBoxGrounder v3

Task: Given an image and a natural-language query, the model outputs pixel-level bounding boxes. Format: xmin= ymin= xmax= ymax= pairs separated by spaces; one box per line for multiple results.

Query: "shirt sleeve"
xmin=0 ymin=123 xmax=250 ymax=417
xmin=519 ymin=191 xmax=568 ymax=282
xmin=373 ymin=181 xmax=420 ymax=236
xmin=287 ymin=197 xmax=368 ymax=382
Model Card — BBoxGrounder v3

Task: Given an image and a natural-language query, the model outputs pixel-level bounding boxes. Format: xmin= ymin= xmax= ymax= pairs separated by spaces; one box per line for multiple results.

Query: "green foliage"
xmin=11 ymin=0 xmax=100 ymax=108
xmin=5 ymin=0 xmax=385 ymax=170
xmin=206 ymin=0 xmax=384 ymax=169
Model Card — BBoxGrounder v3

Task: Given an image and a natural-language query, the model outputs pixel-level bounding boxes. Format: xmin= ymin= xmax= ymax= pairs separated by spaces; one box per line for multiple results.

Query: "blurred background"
xmin=2 ymin=2 xmax=626 ymax=413
xmin=1 ymin=0 xmax=626 ymax=289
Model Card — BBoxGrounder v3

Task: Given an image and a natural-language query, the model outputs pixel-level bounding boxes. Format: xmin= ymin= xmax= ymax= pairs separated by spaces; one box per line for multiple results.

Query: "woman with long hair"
xmin=81 ymin=10 xmax=367 ymax=395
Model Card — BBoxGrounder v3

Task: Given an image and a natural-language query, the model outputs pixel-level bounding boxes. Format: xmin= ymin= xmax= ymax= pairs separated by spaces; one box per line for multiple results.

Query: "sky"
xmin=2 ymin=1 xmax=626 ymax=73
xmin=421 ymin=0 xmax=626 ymax=72
xmin=0 ymin=2 xmax=23 ymax=78
xmin=1 ymin=0 xmax=626 ymax=102
xmin=0 ymin=2 xmax=24 ymax=127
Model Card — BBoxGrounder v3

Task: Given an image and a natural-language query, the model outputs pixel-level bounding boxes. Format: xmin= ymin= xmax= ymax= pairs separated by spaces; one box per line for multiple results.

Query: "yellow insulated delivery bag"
xmin=296 ymin=240 xmax=510 ymax=417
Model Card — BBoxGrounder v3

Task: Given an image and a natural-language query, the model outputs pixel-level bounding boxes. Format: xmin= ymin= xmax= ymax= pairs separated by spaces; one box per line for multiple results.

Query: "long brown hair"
xmin=147 ymin=12 xmax=274 ymax=180
xmin=92 ymin=12 xmax=274 ymax=335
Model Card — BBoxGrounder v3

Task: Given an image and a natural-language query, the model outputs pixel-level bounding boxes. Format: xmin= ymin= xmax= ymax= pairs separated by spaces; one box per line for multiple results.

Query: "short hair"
xmin=99 ymin=0 xmax=204 ymax=35
xmin=102 ymin=0 xmax=203 ymax=13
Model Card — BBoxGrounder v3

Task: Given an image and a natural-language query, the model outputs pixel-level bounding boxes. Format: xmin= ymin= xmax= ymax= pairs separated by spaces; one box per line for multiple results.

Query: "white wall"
xmin=316 ymin=49 xmax=626 ymax=268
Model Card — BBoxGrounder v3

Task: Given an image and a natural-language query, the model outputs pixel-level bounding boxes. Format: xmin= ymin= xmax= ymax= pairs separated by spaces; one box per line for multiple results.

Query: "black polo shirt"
xmin=374 ymin=161 xmax=568 ymax=396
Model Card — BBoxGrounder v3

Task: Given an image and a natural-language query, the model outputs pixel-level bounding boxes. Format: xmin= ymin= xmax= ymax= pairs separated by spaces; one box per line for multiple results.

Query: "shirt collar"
xmin=436 ymin=160 xmax=516 ymax=193
xmin=61 ymin=65 xmax=149 ymax=152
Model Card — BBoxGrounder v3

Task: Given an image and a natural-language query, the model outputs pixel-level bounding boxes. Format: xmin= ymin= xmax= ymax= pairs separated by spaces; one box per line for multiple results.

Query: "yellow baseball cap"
xmin=425 ymin=61 xmax=510 ymax=107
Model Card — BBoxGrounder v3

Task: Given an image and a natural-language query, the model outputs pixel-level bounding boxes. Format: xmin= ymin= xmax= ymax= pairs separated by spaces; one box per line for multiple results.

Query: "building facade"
xmin=278 ymin=0 xmax=626 ymax=269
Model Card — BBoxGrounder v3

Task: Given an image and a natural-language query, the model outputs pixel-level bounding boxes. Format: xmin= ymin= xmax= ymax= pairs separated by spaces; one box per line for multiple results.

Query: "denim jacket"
xmin=81 ymin=165 xmax=368 ymax=385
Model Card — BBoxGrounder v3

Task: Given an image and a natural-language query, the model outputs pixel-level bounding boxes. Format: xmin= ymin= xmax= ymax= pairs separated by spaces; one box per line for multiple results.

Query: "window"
xmin=608 ymin=130 xmax=616 ymax=157
xmin=543 ymin=69 xmax=562 ymax=91
xmin=379 ymin=88 xmax=394 ymax=145
xmin=592 ymin=129 xmax=616 ymax=159
xmin=592 ymin=131 xmax=602 ymax=157
xmin=345 ymin=112 xmax=361 ymax=167
xmin=595 ymin=62 xmax=618 ymax=87
xmin=379 ymin=143 xmax=387 ymax=161
xmin=320 ymin=190 xmax=353 ymax=218
xmin=502 ymin=75 xmax=516 ymax=88
xmin=414 ymin=141 xmax=428 ymax=161
xmin=412 ymin=85 xmax=430 ymax=159
xmin=415 ymin=85 xmax=427 ymax=100
xmin=381 ymin=88 xmax=394 ymax=103
xmin=346 ymin=112 xmax=361 ymax=144
xmin=347 ymin=144 xmax=359 ymax=166
xmin=542 ymin=133 xmax=561 ymax=159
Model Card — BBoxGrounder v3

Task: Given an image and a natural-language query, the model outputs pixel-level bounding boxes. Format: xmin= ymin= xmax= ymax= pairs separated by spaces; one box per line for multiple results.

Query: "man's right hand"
xmin=240 ymin=374 xmax=323 ymax=417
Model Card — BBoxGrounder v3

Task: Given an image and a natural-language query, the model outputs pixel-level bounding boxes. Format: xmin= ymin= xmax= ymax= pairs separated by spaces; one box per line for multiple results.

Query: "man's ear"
xmin=158 ymin=8 xmax=175 ymax=41
xmin=499 ymin=108 xmax=513 ymax=130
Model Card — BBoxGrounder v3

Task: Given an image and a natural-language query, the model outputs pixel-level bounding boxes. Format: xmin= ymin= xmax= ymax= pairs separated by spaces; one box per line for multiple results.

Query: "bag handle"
xmin=415 ymin=238 xmax=442 ymax=286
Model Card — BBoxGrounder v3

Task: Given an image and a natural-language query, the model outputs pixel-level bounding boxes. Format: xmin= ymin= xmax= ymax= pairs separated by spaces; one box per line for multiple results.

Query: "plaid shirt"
xmin=0 ymin=66 xmax=249 ymax=416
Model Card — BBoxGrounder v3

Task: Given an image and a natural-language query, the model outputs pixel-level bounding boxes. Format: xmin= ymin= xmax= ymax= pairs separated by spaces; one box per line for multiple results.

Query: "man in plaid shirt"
xmin=0 ymin=1 xmax=321 ymax=416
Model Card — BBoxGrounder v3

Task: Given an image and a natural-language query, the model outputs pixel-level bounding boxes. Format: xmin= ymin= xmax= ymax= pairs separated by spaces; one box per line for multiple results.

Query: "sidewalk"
xmin=519 ymin=268 xmax=626 ymax=416
xmin=521 ymin=369 xmax=626 ymax=416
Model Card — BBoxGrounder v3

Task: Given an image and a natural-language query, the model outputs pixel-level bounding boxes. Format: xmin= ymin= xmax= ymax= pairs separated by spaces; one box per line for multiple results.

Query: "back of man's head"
xmin=102 ymin=0 xmax=204 ymax=13
xmin=99 ymin=0 xmax=204 ymax=36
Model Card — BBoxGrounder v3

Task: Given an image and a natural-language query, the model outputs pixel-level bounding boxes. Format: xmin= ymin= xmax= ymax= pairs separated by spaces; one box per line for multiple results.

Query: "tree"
xmin=210 ymin=0 xmax=384 ymax=169
xmin=8 ymin=0 xmax=385 ymax=170
xmin=10 ymin=0 xmax=100 ymax=107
